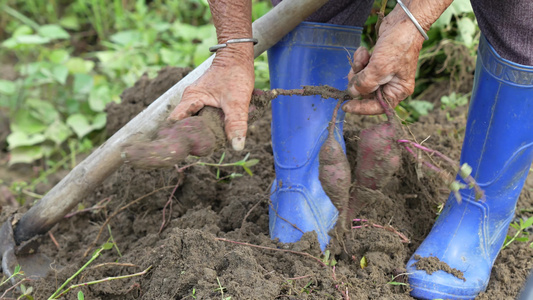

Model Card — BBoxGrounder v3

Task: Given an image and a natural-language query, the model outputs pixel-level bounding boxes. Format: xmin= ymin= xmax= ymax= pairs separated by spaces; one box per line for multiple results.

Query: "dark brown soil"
xmin=0 ymin=68 xmax=531 ymax=300
xmin=412 ymin=254 xmax=466 ymax=281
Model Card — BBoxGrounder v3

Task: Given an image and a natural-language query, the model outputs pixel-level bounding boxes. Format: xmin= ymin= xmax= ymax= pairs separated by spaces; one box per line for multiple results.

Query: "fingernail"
xmin=232 ymin=136 xmax=245 ymax=151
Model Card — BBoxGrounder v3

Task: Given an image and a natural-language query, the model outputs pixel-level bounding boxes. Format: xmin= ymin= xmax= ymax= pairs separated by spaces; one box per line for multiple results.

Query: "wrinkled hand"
xmin=168 ymin=47 xmax=254 ymax=151
xmin=343 ymin=8 xmax=426 ymax=115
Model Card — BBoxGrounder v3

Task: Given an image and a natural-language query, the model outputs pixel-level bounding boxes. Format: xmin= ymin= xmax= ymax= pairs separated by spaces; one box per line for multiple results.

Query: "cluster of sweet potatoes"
xmin=123 ymin=89 xmax=401 ymax=234
xmin=319 ymin=90 xmax=400 ymax=231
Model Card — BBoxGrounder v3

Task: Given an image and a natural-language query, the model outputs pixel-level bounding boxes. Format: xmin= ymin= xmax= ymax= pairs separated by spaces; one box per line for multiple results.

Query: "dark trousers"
xmin=272 ymin=0 xmax=533 ymax=65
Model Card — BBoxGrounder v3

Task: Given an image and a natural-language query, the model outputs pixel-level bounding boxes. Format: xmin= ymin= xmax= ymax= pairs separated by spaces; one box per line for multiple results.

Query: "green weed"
xmin=215 ymin=277 xmax=231 ymax=300
xmin=502 ymin=217 xmax=533 ymax=250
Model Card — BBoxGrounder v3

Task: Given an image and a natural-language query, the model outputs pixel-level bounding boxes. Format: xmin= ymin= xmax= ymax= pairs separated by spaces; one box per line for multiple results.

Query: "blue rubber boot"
xmin=407 ymin=35 xmax=533 ymax=299
xmin=267 ymin=22 xmax=362 ymax=251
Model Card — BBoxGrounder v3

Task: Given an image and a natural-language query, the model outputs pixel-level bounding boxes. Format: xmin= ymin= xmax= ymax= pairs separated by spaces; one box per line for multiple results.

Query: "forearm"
xmin=208 ymin=0 xmax=254 ymax=67
xmin=408 ymin=0 xmax=454 ymax=31
xmin=384 ymin=0 xmax=454 ymax=40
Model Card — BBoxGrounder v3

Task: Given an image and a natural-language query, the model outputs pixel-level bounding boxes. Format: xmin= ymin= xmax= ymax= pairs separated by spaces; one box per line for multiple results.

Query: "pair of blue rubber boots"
xmin=267 ymin=22 xmax=533 ymax=299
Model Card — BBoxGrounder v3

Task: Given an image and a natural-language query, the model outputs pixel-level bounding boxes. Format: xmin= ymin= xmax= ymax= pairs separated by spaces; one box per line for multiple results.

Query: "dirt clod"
xmin=412 ymin=254 xmax=466 ymax=281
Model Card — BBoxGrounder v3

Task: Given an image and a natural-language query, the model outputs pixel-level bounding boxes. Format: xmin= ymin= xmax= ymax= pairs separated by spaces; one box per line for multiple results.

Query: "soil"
xmin=0 ymin=67 xmax=532 ymax=300
xmin=411 ymin=255 xmax=465 ymax=282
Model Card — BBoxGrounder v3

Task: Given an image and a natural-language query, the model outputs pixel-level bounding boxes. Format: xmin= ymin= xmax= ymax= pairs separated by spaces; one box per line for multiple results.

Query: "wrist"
xmin=212 ymin=43 xmax=254 ymax=69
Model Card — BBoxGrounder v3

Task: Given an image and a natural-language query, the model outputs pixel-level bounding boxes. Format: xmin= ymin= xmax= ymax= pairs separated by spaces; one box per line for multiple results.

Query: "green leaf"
xmin=88 ymin=85 xmax=111 ymax=112
xmin=48 ymin=49 xmax=70 ymax=64
xmin=409 ymin=100 xmax=434 ymax=116
xmin=433 ymin=0 xmax=473 ymax=29
xmin=252 ymin=1 xmax=271 ymax=21
xmin=193 ymin=35 xmax=217 ymax=67
xmin=77 ymin=291 xmax=85 ymax=300
xmin=8 ymin=146 xmax=44 ymax=165
xmin=15 ymin=35 xmax=51 ymax=45
xmin=523 ymin=217 xmax=533 ymax=229
xmin=0 ymin=80 xmax=16 ymax=95
xmin=66 ymin=58 xmax=95 ymax=74
xmin=515 ymin=237 xmax=529 ymax=242
xmin=66 ymin=114 xmax=92 ymax=138
xmin=102 ymin=242 xmax=114 ymax=250
xmin=73 ymin=74 xmax=94 ymax=94
xmin=7 ymin=132 xmax=45 ymax=149
xmin=457 ymin=17 xmax=476 ymax=48
xmin=44 ymin=120 xmax=72 ymax=145
xmin=11 ymin=109 xmax=47 ymax=134
xmin=160 ymin=48 xmax=179 ymax=66
xmin=459 ymin=163 xmax=473 ymax=178
xmin=244 ymin=159 xmax=260 ymax=168
xmin=243 ymin=166 xmax=253 ymax=177
xmin=360 ymin=256 xmax=367 ymax=269
xmin=109 ymin=30 xmax=142 ymax=46
xmin=91 ymin=113 xmax=107 ymax=130
xmin=37 ymin=24 xmax=70 ymax=40
xmin=51 ymin=65 xmax=69 ymax=85
xmin=451 ymin=0 xmax=473 ymax=14
xmin=12 ymin=25 xmax=33 ymax=37
xmin=450 ymin=181 xmax=467 ymax=192
xmin=23 ymin=286 xmax=33 ymax=295
xmin=60 ymin=15 xmax=81 ymax=30
xmin=26 ymin=98 xmax=59 ymax=124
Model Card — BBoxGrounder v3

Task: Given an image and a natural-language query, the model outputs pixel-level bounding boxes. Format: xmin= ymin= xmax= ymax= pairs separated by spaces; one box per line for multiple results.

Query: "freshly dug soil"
xmin=1 ymin=68 xmax=531 ymax=300
xmin=412 ymin=254 xmax=466 ymax=281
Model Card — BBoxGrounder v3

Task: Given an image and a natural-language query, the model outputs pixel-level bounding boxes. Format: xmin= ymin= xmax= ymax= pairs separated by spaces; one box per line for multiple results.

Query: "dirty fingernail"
xmin=232 ymin=136 xmax=245 ymax=151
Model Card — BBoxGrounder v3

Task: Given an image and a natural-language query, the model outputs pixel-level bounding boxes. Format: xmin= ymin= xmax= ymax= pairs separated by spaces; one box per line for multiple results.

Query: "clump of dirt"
xmin=1 ymin=68 xmax=531 ymax=300
xmin=411 ymin=254 xmax=466 ymax=281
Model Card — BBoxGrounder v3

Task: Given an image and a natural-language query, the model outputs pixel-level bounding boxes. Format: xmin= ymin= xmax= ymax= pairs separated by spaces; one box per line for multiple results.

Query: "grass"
xmin=47 ymin=239 xmax=150 ymax=299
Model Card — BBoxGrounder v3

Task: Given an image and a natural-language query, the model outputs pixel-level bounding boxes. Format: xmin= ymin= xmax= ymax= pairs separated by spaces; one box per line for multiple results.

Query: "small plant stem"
xmin=1 ymin=271 xmax=21 ymax=287
xmin=107 ymin=225 xmax=122 ymax=257
xmin=1 ymin=278 xmax=29 ymax=299
xmin=398 ymin=139 xmax=456 ymax=166
xmin=502 ymin=227 xmax=523 ymax=250
xmin=287 ymin=275 xmax=313 ymax=280
xmin=214 ymin=237 xmax=326 ymax=267
xmin=328 ymin=99 xmax=343 ymax=136
xmin=89 ymin=262 xmax=138 ymax=270
xmin=159 ymin=174 xmax=184 ymax=234
xmin=54 ymin=266 xmax=152 ymax=298
xmin=1 ymin=5 xmax=40 ymax=31
xmin=28 ymin=154 xmax=70 ymax=191
xmin=403 ymin=145 xmax=442 ymax=173
xmin=84 ymin=185 xmax=175 ymax=257
xmin=64 ymin=197 xmax=112 ymax=218
xmin=49 ymin=246 xmax=106 ymax=299
xmin=49 ymin=231 xmax=60 ymax=250
xmin=21 ymin=189 xmax=43 ymax=199
xmin=376 ymin=88 xmax=394 ymax=121
xmin=375 ymin=0 xmax=388 ymax=34
xmin=352 ymin=219 xmax=410 ymax=243
xmin=398 ymin=139 xmax=485 ymax=200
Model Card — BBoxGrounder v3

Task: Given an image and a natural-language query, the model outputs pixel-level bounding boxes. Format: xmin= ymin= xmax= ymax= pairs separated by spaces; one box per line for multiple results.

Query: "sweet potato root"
xmin=319 ymin=100 xmax=352 ymax=231
xmin=355 ymin=90 xmax=400 ymax=190
xmin=122 ymin=107 xmax=225 ymax=169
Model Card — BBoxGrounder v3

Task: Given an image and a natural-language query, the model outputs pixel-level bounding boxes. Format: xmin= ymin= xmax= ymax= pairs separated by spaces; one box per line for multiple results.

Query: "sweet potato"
xmin=122 ymin=107 xmax=225 ymax=169
xmin=319 ymin=100 xmax=352 ymax=231
xmin=355 ymin=90 xmax=400 ymax=189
